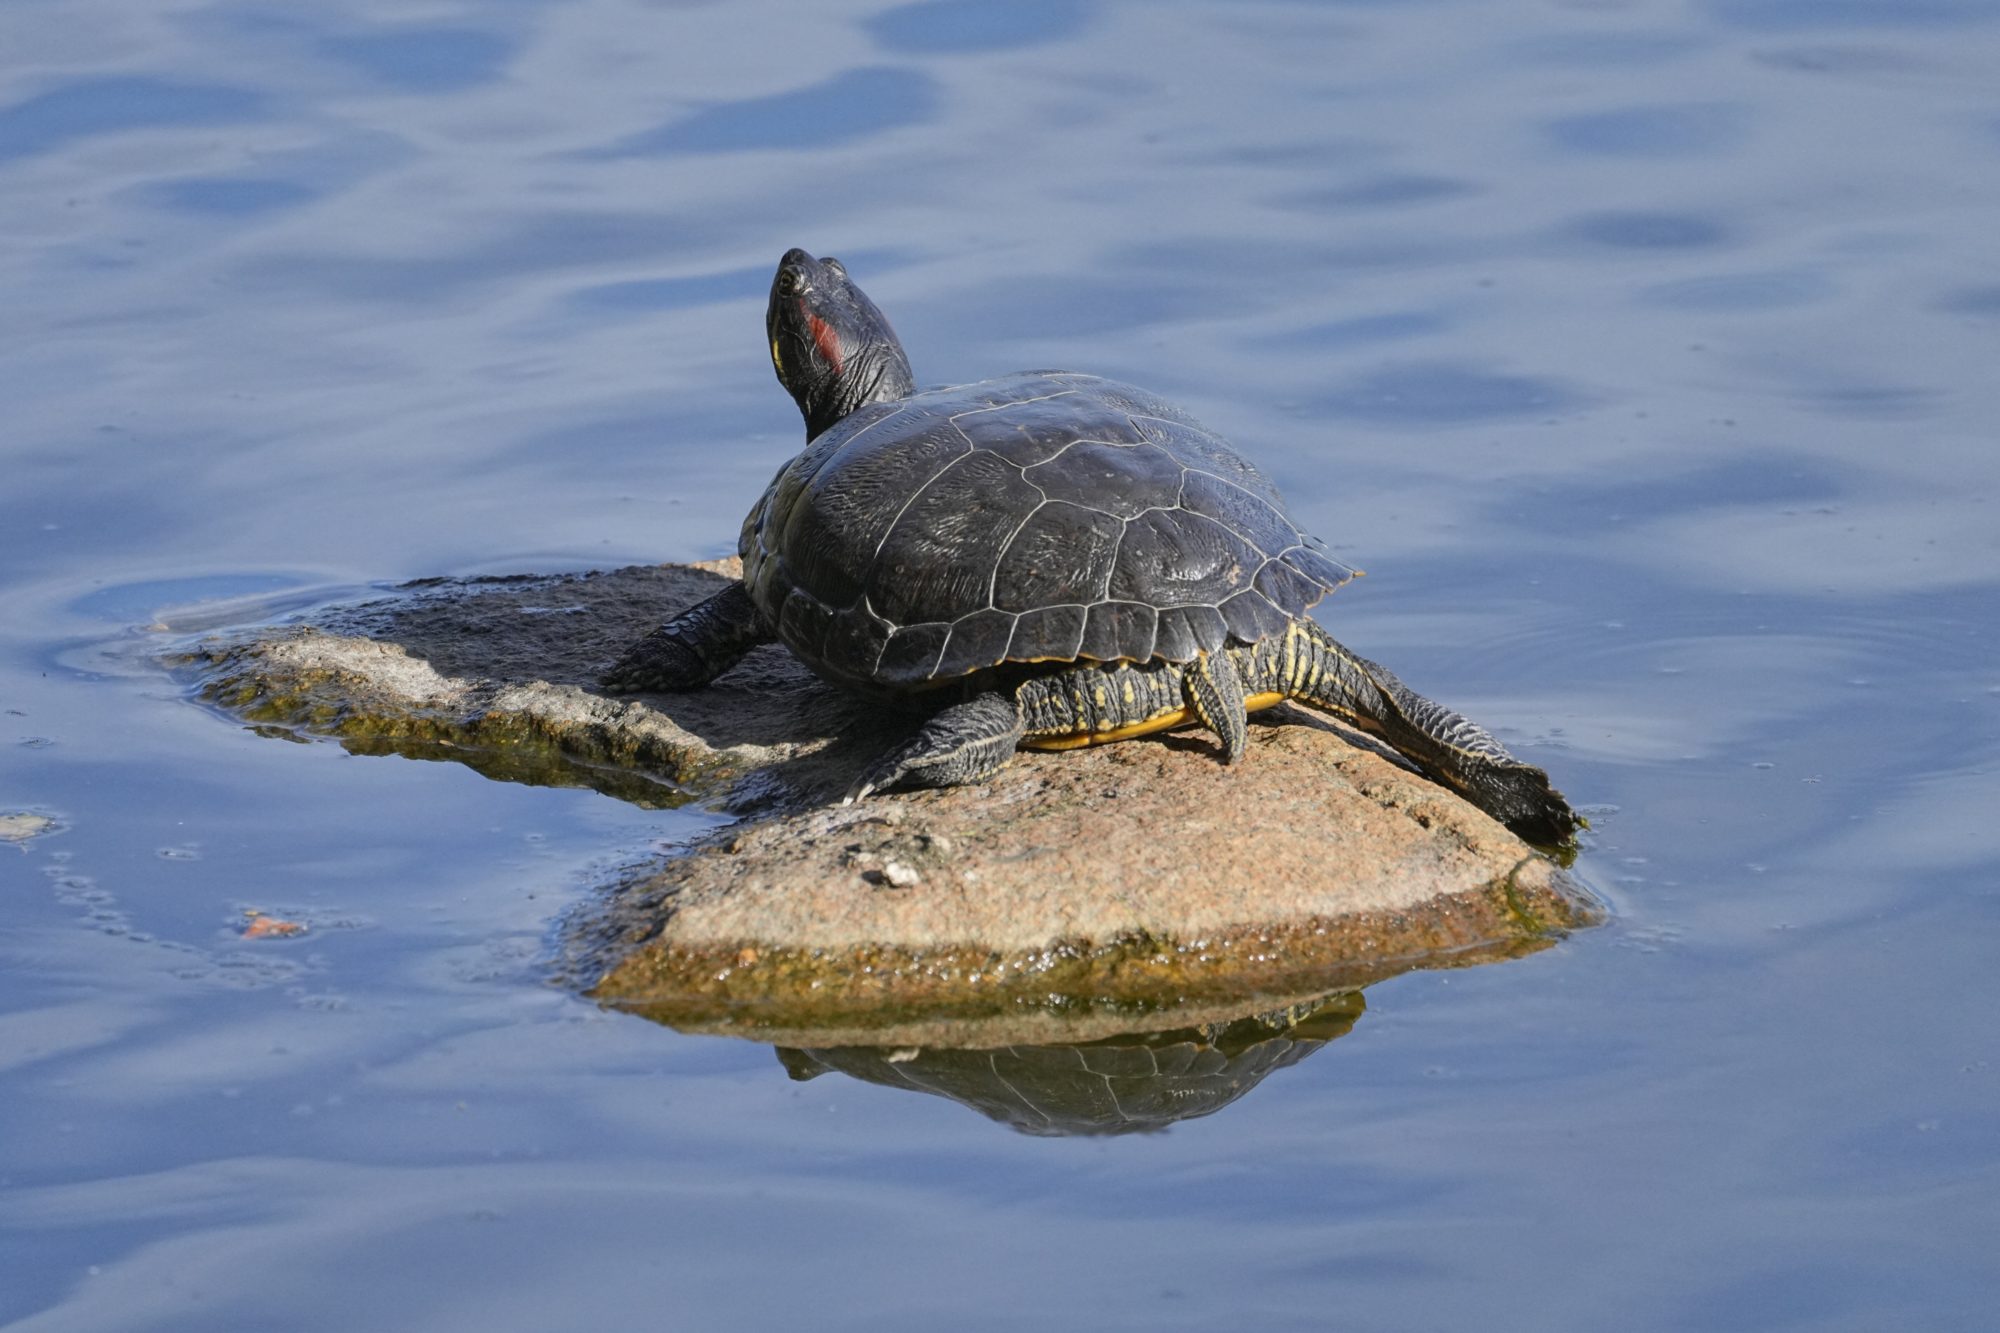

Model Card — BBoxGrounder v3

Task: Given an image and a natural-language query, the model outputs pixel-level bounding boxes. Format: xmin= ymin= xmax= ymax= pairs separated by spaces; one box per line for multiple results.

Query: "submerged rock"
xmin=174 ymin=562 xmax=1599 ymax=1042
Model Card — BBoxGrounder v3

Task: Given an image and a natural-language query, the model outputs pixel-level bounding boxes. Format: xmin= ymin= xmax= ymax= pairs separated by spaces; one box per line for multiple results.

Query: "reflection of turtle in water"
xmin=776 ymin=993 xmax=1365 ymax=1136
xmin=605 ymin=249 xmax=1577 ymax=844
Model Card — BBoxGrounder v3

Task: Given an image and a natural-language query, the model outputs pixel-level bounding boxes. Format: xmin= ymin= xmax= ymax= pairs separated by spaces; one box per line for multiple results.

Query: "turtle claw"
xmin=844 ymin=760 xmax=902 ymax=803
xmin=839 ymin=693 xmax=1021 ymax=805
xmin=1182 ymin=650 xmax=1248 ymax=764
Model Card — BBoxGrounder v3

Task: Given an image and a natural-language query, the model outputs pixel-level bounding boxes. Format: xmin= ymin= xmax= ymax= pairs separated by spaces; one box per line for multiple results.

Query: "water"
xmin=4 ymin=1 xmax=1998 ymax=1327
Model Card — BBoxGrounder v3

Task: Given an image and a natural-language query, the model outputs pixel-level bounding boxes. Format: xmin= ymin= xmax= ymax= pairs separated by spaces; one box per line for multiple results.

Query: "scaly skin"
xmin=600 ymin=582 xmax=769 ymax=693
xmin=851 ymin=617 xmax=1579 ymax=846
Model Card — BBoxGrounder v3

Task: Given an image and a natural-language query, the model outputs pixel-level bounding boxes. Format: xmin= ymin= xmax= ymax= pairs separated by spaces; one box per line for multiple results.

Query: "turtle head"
xmin=768 ymin=249 xmax=916 ymax=439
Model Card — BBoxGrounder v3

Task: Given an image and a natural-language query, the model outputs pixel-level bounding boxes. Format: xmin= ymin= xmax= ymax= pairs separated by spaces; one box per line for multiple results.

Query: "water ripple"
xmin=1706 ymin=0 xmax=2000 ymax=31
xmin=1311 ymin=361 xmax=1587 ymax=426
xmin=314 ymin=26 xmax=515 ymax=93
xmin=1566 ymin=211 xmax=1734 ymax=251
xmin=143 ymin=176 xmax=318 ymax=216
xmin=594 ymin=67 xmax=940 ymax=157
xmin=1640 ymin=267 xmax=1835 ymax=310
xmin=1277 ymin=173 xmax=1482 ymax=212
xmin=867 ymin=0 xmax=1093 ymax=53
xmin=0 ymin=76 xmax=264 ymax=164
xmin=1544 ymin=102 xmax=1750 ymax=157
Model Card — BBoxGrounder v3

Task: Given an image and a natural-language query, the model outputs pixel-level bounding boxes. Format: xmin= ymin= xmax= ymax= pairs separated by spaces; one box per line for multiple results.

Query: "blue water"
xmin=4 ymin=1 xmax=1998 ymax=1328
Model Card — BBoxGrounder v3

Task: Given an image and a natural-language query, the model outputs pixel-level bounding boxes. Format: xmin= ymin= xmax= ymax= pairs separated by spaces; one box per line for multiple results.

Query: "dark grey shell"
xmin=741 ymin=372 xmax=1355 ymax=689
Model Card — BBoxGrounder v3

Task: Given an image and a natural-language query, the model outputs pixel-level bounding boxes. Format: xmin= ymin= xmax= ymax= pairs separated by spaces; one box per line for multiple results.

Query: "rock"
xmin=179 ymin=561 xmax=891 ymax=811
xmin=173 ymin=563 xmax=1600 ymax=1045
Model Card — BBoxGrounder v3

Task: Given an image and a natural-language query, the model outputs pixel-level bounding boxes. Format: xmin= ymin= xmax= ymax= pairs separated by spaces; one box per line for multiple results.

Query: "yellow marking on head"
xmin=771 ymin=338 xmax=784 ymax=376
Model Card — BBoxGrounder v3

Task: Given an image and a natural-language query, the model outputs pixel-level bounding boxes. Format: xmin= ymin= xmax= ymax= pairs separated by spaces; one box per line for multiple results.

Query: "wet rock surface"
xmin=174 ymin=562 xmax=1599 ymax=1044
xmin=180 ymin=560 xmax=890 ymax=809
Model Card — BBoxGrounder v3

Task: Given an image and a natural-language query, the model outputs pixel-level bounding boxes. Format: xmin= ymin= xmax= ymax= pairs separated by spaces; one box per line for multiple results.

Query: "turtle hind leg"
xmin=1349 ymin=651 xmax=1582 ymax=845
xmin=601 ymin=580 xmax=769 ymax=692
xmin=1182 ymin=650 xmax=1249 ymax=763
xmin=845 ymin=691 xmax=1025 ymax=803
xmin=1250 ymin=620 xmax=1582 ymax=845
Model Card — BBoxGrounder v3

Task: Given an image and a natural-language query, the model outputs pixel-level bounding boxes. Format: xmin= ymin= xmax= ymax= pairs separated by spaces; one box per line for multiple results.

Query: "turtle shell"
xmin=741 ymin=372 xmax=1355 ymax=689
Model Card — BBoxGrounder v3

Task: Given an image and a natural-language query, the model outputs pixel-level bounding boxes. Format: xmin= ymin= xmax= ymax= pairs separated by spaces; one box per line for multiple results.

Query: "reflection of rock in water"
xmin=776 ymin=992 xmax=1365 ymax=1136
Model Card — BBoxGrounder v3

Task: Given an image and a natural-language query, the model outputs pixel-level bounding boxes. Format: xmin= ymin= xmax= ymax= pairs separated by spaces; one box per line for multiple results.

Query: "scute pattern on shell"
xmin=742 ymin=373 xmax=1356 ymax=688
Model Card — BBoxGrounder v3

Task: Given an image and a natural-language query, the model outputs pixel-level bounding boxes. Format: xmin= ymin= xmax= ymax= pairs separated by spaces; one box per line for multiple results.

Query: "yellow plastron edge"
xmin=1019 ymin=691 xmax=1287 ymax=751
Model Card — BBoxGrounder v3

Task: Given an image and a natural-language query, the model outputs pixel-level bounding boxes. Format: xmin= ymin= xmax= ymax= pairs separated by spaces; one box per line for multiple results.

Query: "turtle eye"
xmin=776 ymin=269 xmax=805 ymax=297
xmin=822 ymin=258 xmax=847 ymax=280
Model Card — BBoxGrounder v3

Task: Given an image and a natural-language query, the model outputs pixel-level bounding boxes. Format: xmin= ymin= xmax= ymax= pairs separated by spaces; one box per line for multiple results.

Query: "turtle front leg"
xmin=601 ymin=580 xmax=770 ymax=692
xmin=844 ymin=691 xmax=1025 ymax=803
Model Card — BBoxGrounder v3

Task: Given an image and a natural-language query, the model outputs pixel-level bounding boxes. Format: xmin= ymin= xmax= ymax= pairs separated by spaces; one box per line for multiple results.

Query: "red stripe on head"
xmin=805 ymin=310 xmax=844 ymax=376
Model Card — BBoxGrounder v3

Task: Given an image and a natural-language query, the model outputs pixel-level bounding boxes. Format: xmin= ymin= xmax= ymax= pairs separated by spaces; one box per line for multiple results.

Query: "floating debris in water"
xmin=242 ymin=909 xmax=307 ymax=939
xmin=1 ymin=811 xmax=59 ymax=845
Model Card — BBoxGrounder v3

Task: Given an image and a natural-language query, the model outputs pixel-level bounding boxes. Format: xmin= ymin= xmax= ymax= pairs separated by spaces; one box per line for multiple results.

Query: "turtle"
xmin=603 ymin=249 xmax=1578 ymax=844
